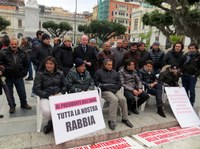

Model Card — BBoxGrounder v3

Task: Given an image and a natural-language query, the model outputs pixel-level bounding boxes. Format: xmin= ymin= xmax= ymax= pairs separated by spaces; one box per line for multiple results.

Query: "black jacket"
xmin=94 ymin=68 xmax=121 ymax=93
xmin=0 ymin=47 xmax=28 ymax=78
xmin=53 ymin=44 xmax=74 ymax=76
xmin=163 ymin=50 xmax=184 ymax=66
xmin=34 ymin=70 xmax=67 ymax=99
xmin=31 ymin=42 xmax=52 ymax=68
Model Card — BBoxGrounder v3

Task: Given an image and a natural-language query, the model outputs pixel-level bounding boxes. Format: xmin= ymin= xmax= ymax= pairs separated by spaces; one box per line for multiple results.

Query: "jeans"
xmin=5 ymin=78 xmax=27 ymax=108
xmin=182 ymin=74 xmax=197 ymax=106
xmin=27 ymin=59 xmax=33 ymax=78
xmin=124 ymin=90 xmax=149 ymax=111
xmin=146 ymin=83 xmax=163 ymax=107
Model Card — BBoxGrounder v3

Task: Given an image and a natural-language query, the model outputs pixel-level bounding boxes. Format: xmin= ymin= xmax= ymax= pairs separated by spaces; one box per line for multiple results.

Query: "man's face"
xmin=89 ymin=42 xmax=96 ymax=47
xmin=123 ymin=42 xmax=128 ymax=48
xmin=145 ymin=64 xmax=153 ymax=72
xmin=53 ymin=38 xmax=59 ymax=45
xmin=138 ymin=44 xmax=145 ymax=51
xmin=10 ymin=39 xmax=19 ymax=52
xmin=152 ymin=44 xmax=159 ymax=50
xmin=188 ymin=45 xmax=197 ymax=52
xmin=43 ymin=39 xmax=51 ymax=45
xmin=127 ymin=62 xmax=135 ymax=71
xmin=76 ymin=64 xmax=86 ymax=73
xmin=130 ymin=45 xmax=137 ymax=52
xmin=174 ymin=43 xmax=182 ymax=52
xmin=170 ymin=68 xmax=179 ymax=76
xmin=104 ymin=61 xmax=113 ymax=71
xmin=103 ymin=43 xmax=111 ymax=52
xmin=81 ymin=36 xmax=88 ymax=46
xmin=117 ymin=40 xmax=123 ymax=48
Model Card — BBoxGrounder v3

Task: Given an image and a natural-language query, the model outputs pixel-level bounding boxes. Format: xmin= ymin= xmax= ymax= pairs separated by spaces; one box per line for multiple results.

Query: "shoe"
xmin=132 ymin=108 xmax=139 ymax=114
xmin=43 ymin=120 xmax=53 ymax=134
xmin=122 ymin=119 xmax=133 ymax=128
xmin=9 ymin=107 xmax=15 ymax=114
xmin=31 ymin=93 xmax=36 ymax=97
xmin=157 ymin=107 xmax=166 ymax=118
xmin=108 ymin=121 xmax=115 ymax=130
xmin=21 ymin=104 xmax=32 ymax=109
xmin=25 ymin=77 xmax=33 ymax=81
xmin=0 ymin=114 xmax=3 ymax=118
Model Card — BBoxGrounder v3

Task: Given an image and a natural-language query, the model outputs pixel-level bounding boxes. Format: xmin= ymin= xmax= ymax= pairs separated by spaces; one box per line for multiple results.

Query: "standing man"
xmin=111 ymin=39 xmax=127 ymax=71
xmin=73 ymin=35 xmax=96 ymax=78
xmin=94 ymin=59 xmax=133 ymax=130
xmin=180 ymin=43 xmax=200 ymax=106
xmin=0 ymin=38 xmax=31 ymax=113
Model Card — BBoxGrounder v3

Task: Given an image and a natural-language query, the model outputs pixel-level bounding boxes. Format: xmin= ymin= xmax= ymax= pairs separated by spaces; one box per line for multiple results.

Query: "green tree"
xmin=78 ymin=20 xmax=126 ymax=42
xmin=0 ymin=17 xmax=10 ymax=31
xmin=169 ymin=35 xmax=184 ymax=44
xmin=42 ymin=21 xmax=72 ymax=38
xmin=138 ymin=29 xmax=152 ymax=47
xmin=142 ymin=0 xmax=200 ymax=45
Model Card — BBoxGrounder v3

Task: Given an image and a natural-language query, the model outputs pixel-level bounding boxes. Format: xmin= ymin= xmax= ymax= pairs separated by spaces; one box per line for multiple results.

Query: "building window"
xmin=134 ymin=18 xmax=138 ymax=31
xmin=18 ymin=19 xmax=22 ymax=28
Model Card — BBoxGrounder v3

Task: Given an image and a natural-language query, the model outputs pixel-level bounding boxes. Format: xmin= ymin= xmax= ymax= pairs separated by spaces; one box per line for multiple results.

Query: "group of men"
xmin=0 ymin=31 xmax=199 ymax=132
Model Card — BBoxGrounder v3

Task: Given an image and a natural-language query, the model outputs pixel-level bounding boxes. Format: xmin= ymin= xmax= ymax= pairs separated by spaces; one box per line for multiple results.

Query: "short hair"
xmin=36 ymin=30 xmax=44 ymax=38
xmin=123 ymin=59 xmax=134 ymax=69
xmin=188 ymin=43 xmax=199 ymax=50
xmin=145 ymin=60 xmax=154 ymax=66
xmin=103 ymin=59 xmax=113 ymax=66
xmin=130 ymin=42 xmax=138 ymax=47
xmin=2 ymin=35 xmax=10 ymax=47
xmin=137 ymin=41 xmax=145 ymax=48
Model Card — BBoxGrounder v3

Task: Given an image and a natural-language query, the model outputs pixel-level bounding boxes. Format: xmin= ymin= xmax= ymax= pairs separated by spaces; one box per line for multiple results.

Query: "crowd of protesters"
xmin=0 ymin=31 xmax=199 ymax=134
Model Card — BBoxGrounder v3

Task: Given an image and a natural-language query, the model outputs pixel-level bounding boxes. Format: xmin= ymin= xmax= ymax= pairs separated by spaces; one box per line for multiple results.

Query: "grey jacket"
xmin=118 ymin=67 xmax=142 ymax=92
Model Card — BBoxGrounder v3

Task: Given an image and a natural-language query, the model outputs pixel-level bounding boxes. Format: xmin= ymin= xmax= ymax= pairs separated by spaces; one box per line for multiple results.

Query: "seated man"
xmin=138 ymin=60 xmax=166 ymax=118
xmin=158 ymin=64 xmax=181 ymax=87
xmin=94 ymin=59 xmax=133 ymax=130
xmin=119 ymin=59 xmax=149 ymax=115
xmin=66 ymin=58 xmax=94 ymax=93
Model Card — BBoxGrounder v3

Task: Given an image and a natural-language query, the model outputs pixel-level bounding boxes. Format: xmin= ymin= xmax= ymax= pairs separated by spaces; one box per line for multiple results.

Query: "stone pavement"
xmin=0 ymin=79 xmax=200 ymax=148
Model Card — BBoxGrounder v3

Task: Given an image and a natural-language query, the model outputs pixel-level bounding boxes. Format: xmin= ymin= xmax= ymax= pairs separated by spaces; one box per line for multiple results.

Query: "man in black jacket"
xmin=94 ymin=59 xmax=133 ymax=130
xmin=0 ymin=38 xmax=31 ymax=113
xmin=0 ymin=65 xmax=5 ymax=118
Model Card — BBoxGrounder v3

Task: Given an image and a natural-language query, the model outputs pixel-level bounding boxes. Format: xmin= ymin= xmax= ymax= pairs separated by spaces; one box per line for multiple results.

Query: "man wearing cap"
xmin=66 ymin=58 xmax=94 ymax=93
xmin=31 ymin=33 xmax=52 ymax=71
xmin=73 ymin=35 xmax=97 ymax=78
xmin=53 ymin=36 xmax=74 ymax=76
xmin=148 ymin=41 xmax=165 ymax=74
xmin=89 ymin=38 xmax=100 ymax=56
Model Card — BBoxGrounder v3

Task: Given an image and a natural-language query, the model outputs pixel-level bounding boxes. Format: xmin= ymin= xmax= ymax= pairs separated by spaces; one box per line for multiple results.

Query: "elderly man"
xmin=66 ymin=58 xmax=94 ymax=93
xmin=0 ymin=38 xmax=31 ymax=113
xmin=73 ymin=35 xmax=96 ymax=78
xmin=94 ymin=59 xmax=133 ymax=130
xmin=97 ymin=42 xmax=115 ymax=69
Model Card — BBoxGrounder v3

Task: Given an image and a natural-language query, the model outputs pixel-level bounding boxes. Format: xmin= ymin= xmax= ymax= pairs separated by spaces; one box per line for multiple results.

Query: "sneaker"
xmin=21 ymin=104 xmax=32 ymax=109
xmin=9 ymin=107 xmax=15 ymax=114
xmin=0 ymin=114 xmax=4 ymax=118
xmin=25 ymin=77 xmax=33 ymax=81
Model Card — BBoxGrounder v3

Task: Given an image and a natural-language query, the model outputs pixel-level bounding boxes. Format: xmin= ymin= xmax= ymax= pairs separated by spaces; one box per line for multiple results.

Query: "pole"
xmin=74 ymin=0 xmax=77 ymax=45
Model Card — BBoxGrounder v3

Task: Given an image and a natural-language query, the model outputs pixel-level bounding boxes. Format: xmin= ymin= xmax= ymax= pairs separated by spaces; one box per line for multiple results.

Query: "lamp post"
xmin=73 ymin=0 xmax=77 ymax=45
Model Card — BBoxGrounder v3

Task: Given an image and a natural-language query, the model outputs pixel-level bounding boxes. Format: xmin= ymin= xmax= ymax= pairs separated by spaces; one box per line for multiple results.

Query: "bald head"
xmin=81 ymin=35 xmax=88 ymax=46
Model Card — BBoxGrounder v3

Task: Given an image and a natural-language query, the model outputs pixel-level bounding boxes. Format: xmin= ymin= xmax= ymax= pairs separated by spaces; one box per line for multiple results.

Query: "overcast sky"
xmin=25 ymin=0 xmax=98 ymax=13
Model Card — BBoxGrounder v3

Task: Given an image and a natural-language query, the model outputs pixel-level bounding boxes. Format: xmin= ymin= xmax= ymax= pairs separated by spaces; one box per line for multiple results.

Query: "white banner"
xmin=49 ymin=90 xmax=106 ymax=145
xmin=165 ymin=87 xmax=200 ymax=128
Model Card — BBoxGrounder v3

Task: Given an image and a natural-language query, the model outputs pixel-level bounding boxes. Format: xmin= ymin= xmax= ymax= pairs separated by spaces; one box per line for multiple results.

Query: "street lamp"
xmin=73 ymin=0 xmax=77 ymax=45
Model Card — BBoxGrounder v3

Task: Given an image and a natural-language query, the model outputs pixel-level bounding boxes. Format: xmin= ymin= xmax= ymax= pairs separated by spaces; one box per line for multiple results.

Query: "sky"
xmin=25 ymin=0 xmax=98 ymax=13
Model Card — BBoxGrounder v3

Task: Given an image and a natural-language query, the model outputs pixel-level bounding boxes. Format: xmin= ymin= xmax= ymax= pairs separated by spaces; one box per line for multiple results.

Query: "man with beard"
xmin=123 ymin=42 xmax=141 ymax=70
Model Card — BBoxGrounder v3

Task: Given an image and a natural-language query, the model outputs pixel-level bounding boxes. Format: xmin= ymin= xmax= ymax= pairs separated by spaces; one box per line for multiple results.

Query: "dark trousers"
xmin=5 ymin=78 xmax=27 ymax=108
xmin=182 ymin=74 xmax=197 ymax=106
xmin=124 ymin=90 xmax=149 ymax=111
xmin=27 ymin=59 xmax=33 ymax=78
xmin=146 ymin=83 xmax=163 ymax=107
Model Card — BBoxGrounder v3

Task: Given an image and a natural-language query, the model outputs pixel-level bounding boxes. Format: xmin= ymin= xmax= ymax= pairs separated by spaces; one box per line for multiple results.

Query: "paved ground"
xmin=0 ymin=78 xmax=200 ymax=148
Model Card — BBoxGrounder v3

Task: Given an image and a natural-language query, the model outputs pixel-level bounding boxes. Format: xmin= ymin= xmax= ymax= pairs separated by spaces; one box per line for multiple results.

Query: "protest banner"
xmin=133 ymin=126 xmax=200 ymax=147
xmin=72 ymin=136 xmax=144 ymax=149
xmin=49 ymin=90 xmax=105 ymax=145
xmin=165 ymin=87 xmax=200 ymax=128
